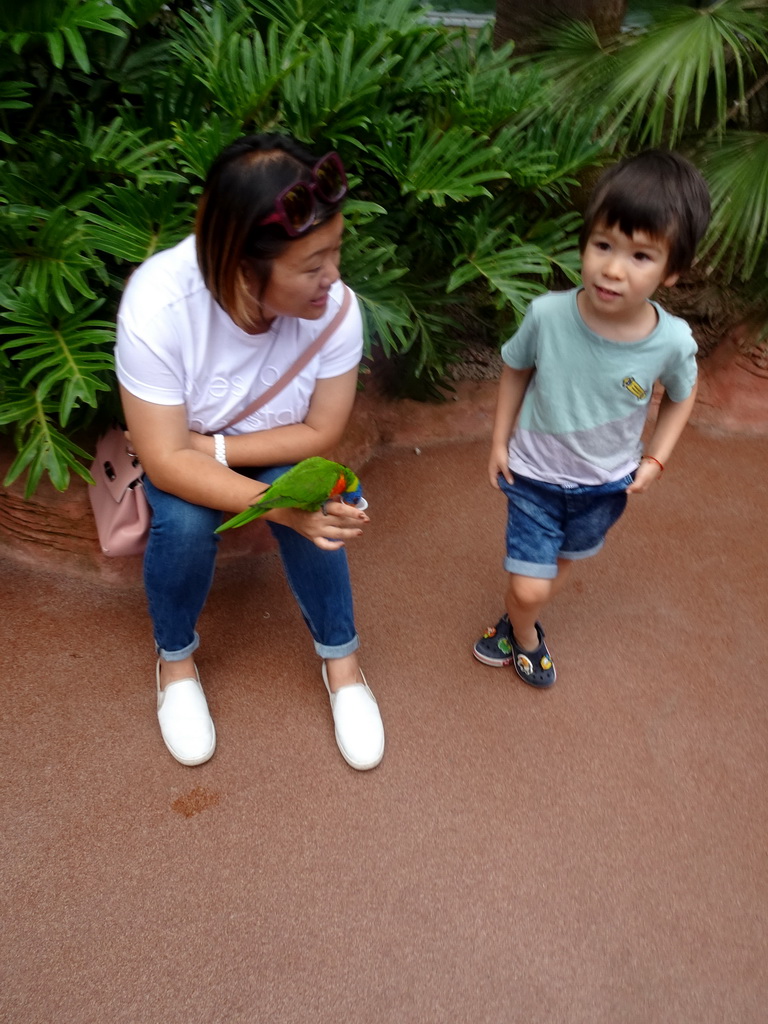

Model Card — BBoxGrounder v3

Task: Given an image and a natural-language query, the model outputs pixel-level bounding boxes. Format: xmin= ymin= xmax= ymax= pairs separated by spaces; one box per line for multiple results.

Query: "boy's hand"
xmin=489 ymin=443 xmax=513 ymax=489
xmin=626 ymin=458 xmax=662 ymax=494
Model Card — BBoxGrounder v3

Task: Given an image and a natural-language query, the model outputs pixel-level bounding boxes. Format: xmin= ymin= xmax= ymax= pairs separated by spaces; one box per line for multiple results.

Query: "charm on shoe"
xmin=473 ymin=614 xmax=517 ymax=667
xmin=322 ymin=662 xmax=384 ymax=770
xmin=473 ymin=614 xmax=556 ymax=687
xmin=156 ymin=660 xmax=216 ymax=766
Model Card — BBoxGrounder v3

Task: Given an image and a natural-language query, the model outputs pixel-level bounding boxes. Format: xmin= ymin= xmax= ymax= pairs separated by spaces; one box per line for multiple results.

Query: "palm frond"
xmin=1 ymin=0 xmax=131 ymax=73
xmin=398 ymin=126 xmax=508 ymax=207
xmin=0 ymin=291 xmax=114 ymax=424
xmin=245 ymin=0 xmax=333 ymax=33
xmin=0 ymin=79 xmax=32 ymax=144
xmin=393 ymin=302 xmax=464 ymax=389
xmin=1 ymin=387 xmax=96 ymax=496
xmin=0 ymin=206 xmax=100 ymax=312
xmin=703 ymin=131 xmax=768 ymax=280
xmin=525 ymin=212 xmax=583 ymax=285
xmin=534 ymin=18 xmax=618 ymax=107
xmin=604 ymin=0 xmax=768 ymax=146
xmin=173 ymin=14 xmax=307 ymax=125
xmin=443 ymin=39 xmax=548 ymax=136
xmin=83 ymin=183 xmax=193 ymax=264
xmin=61 ymin=112 xmax=184 ymax=188
xmin=280 ymin=30 xmax=401 ymax=142
xmin=349 ymin=0 xmax=431 ymax=35
xmin=448 ymin=235 xmax=551 ymax=318
xmin=340 ymin=233 xmax=411 ymax=357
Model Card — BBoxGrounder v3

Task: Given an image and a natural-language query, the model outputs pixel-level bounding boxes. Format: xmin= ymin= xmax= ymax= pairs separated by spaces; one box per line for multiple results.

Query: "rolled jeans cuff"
xmin=157 ymin=632 xmax=200 ymax=662
xmin=313 ymin=633 xmax=360 ymax=661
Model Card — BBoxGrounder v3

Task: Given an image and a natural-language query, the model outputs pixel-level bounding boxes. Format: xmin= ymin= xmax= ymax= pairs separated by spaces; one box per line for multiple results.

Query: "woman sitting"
xmin=116 ymin=134 xmax=384 ymax=771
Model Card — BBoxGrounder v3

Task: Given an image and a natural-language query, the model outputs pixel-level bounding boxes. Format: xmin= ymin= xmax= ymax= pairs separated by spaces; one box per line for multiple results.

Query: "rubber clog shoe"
xmin=473 ymin=614 xmax=556 ymax=688
xmin=322 ymin=662 xmax=384 ymax=771
xmin=156 ymin=661 xmax=216 ymax=766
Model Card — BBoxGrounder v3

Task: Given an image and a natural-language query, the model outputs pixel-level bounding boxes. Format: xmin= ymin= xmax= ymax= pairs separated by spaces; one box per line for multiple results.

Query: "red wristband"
xmin=641 ymin=454 xmax=664 ymax=473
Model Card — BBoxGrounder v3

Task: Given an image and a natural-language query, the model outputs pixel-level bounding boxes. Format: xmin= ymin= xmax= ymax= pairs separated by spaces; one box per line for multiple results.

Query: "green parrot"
xmin=216 ymin=456 xmax=364 ymax=533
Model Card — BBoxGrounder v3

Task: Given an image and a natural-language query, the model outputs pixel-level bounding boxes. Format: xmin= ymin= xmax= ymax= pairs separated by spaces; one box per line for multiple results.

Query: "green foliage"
xmin=0 ymin=0 xmax=131 ymax=74
xmin=705 ymin=132 xmax=768 ymax=281
xmin=2 ymin=1 xmax=765 ymax=496
xmin=1 ymin=0 xmax=609 ymax=494
xmin=538 ymin=0 xmax=768 ymax=327
xmin=0 ymin=293 xmax=114 ymax=425
xmin=604 ymin=2 xmax=767 ymax=146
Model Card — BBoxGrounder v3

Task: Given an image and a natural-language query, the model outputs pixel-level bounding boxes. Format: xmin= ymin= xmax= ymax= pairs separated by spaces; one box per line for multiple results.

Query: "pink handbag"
xmin=89 ymin=286 xmax=353 ymax=556
xmin=88 ymin=427 xmax=151 ymax=557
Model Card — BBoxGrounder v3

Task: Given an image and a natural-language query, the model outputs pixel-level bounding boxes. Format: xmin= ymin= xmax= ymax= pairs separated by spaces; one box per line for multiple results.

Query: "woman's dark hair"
xmin=579 ymin=150 xmax=711 ymax=275
xmin=196 ymin=134 xmax=343 ymax=328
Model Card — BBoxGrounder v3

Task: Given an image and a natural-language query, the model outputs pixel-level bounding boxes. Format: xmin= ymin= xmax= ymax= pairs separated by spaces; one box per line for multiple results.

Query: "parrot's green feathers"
xmin=216 ymin=457 xmax=360 ymax=533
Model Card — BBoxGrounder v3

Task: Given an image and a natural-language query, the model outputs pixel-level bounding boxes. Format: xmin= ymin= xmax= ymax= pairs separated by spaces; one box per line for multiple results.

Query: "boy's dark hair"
xmin=579 ymin=150 xmax=711 ymax=275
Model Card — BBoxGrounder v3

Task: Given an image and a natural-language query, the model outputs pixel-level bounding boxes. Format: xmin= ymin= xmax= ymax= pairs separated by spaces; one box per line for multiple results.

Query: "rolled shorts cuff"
xmin=503 ymin=557 xmax=559 ymax=579
xmin=156 ymin=632 xmax=200 ymax=662
xmin=559 ymin=540 xmax=605 ymax=561
xmin=313 ymin=634 xmax=360 ymax=660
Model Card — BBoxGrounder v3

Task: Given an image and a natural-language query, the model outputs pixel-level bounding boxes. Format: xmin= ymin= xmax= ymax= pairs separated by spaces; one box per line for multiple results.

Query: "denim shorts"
xmin=499 ymin=472 xmax=632 ymax=579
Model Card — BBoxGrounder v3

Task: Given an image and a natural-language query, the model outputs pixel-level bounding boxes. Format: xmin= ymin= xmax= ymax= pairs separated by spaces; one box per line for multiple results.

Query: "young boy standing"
xmin=473 ymin=150 xmax=711 ymax=687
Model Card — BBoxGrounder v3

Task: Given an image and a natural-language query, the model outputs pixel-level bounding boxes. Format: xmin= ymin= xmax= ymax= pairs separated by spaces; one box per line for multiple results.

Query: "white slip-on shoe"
xmin=322 ymin=662 xmax=384 ymax=771
xmin=156 ymin=661 xmax=216 ymax=766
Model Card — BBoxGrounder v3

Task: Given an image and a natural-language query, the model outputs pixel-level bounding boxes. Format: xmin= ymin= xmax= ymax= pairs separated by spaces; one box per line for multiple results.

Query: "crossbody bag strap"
xmin=220 ymin=285 xmax=353 ymax=432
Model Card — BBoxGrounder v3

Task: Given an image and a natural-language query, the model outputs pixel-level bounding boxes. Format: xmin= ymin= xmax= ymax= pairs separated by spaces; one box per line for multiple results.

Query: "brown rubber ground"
xmin=2 ymin=429 xmax=766 ymax=1023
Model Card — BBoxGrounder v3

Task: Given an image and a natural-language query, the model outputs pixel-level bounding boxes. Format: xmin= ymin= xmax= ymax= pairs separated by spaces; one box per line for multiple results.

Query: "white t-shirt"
xmin=115 ymin=235 xmax=363 ymax=435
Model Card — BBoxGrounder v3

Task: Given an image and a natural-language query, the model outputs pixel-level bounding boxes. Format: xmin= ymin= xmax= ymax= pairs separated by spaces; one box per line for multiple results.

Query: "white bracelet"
xmin=213 ymin=433 xmax=228 ymax=467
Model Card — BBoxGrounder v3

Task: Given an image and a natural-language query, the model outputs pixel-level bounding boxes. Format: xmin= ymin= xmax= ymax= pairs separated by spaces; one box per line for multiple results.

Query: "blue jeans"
xmin=499 ymin=472 xmax=631 ymax=579
xmin=142 ymin=465 xmax=359 ymax=662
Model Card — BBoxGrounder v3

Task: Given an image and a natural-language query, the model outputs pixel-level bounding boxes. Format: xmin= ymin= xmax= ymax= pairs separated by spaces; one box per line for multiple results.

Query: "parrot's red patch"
xmin=330 ymin=475 xmax=346 ymax=498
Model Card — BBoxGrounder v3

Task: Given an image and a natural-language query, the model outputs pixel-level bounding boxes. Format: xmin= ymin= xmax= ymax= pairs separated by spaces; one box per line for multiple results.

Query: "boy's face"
xmin=580 ymin=220 xmax=679 ymax=325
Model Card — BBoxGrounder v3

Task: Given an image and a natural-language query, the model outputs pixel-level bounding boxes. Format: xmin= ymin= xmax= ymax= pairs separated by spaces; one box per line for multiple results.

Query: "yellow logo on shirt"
xmin=622 ymin=376 xmax=647 ymax=400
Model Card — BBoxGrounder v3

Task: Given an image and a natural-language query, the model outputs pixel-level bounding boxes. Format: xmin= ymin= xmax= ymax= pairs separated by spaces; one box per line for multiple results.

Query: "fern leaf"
xmin=0 ymin=291 xmax=114 ymax=424
xmin=0 ymin=206 xmax=99 ymax=313
xmin=84 ymin=183 xmax=193 ymax=263
xmin=402 ymin=126 xmax=508 ymax=207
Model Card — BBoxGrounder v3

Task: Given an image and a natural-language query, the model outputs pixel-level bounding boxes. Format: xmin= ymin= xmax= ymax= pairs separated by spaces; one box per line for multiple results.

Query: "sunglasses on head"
xmin=257 ymin=152 xmax=348 ymax=237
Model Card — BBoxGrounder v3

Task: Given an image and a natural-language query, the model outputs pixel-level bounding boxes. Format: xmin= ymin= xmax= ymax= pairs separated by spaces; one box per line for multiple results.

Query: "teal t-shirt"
xmin=501 ymin=288 xmax=698 ymax=487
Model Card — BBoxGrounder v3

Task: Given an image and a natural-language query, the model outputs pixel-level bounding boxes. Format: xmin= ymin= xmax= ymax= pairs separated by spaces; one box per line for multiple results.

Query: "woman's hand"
xmin=270 ymin=499 xmax=371 ymax=550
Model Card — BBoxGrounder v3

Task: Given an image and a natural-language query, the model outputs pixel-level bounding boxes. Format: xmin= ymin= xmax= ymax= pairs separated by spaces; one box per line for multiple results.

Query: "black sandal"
xmin=473 ymin=614 xmax=556 ymax=688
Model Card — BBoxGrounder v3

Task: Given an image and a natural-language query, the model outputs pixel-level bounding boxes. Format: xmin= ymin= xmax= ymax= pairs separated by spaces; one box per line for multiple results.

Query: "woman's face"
xmin=249 ymin=212 xmax=344 ymax=324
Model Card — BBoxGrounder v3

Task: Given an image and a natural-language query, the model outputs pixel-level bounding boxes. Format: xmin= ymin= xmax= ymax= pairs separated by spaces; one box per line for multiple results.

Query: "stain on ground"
xmin=171 ymin=786 xmax=220 ymax=818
